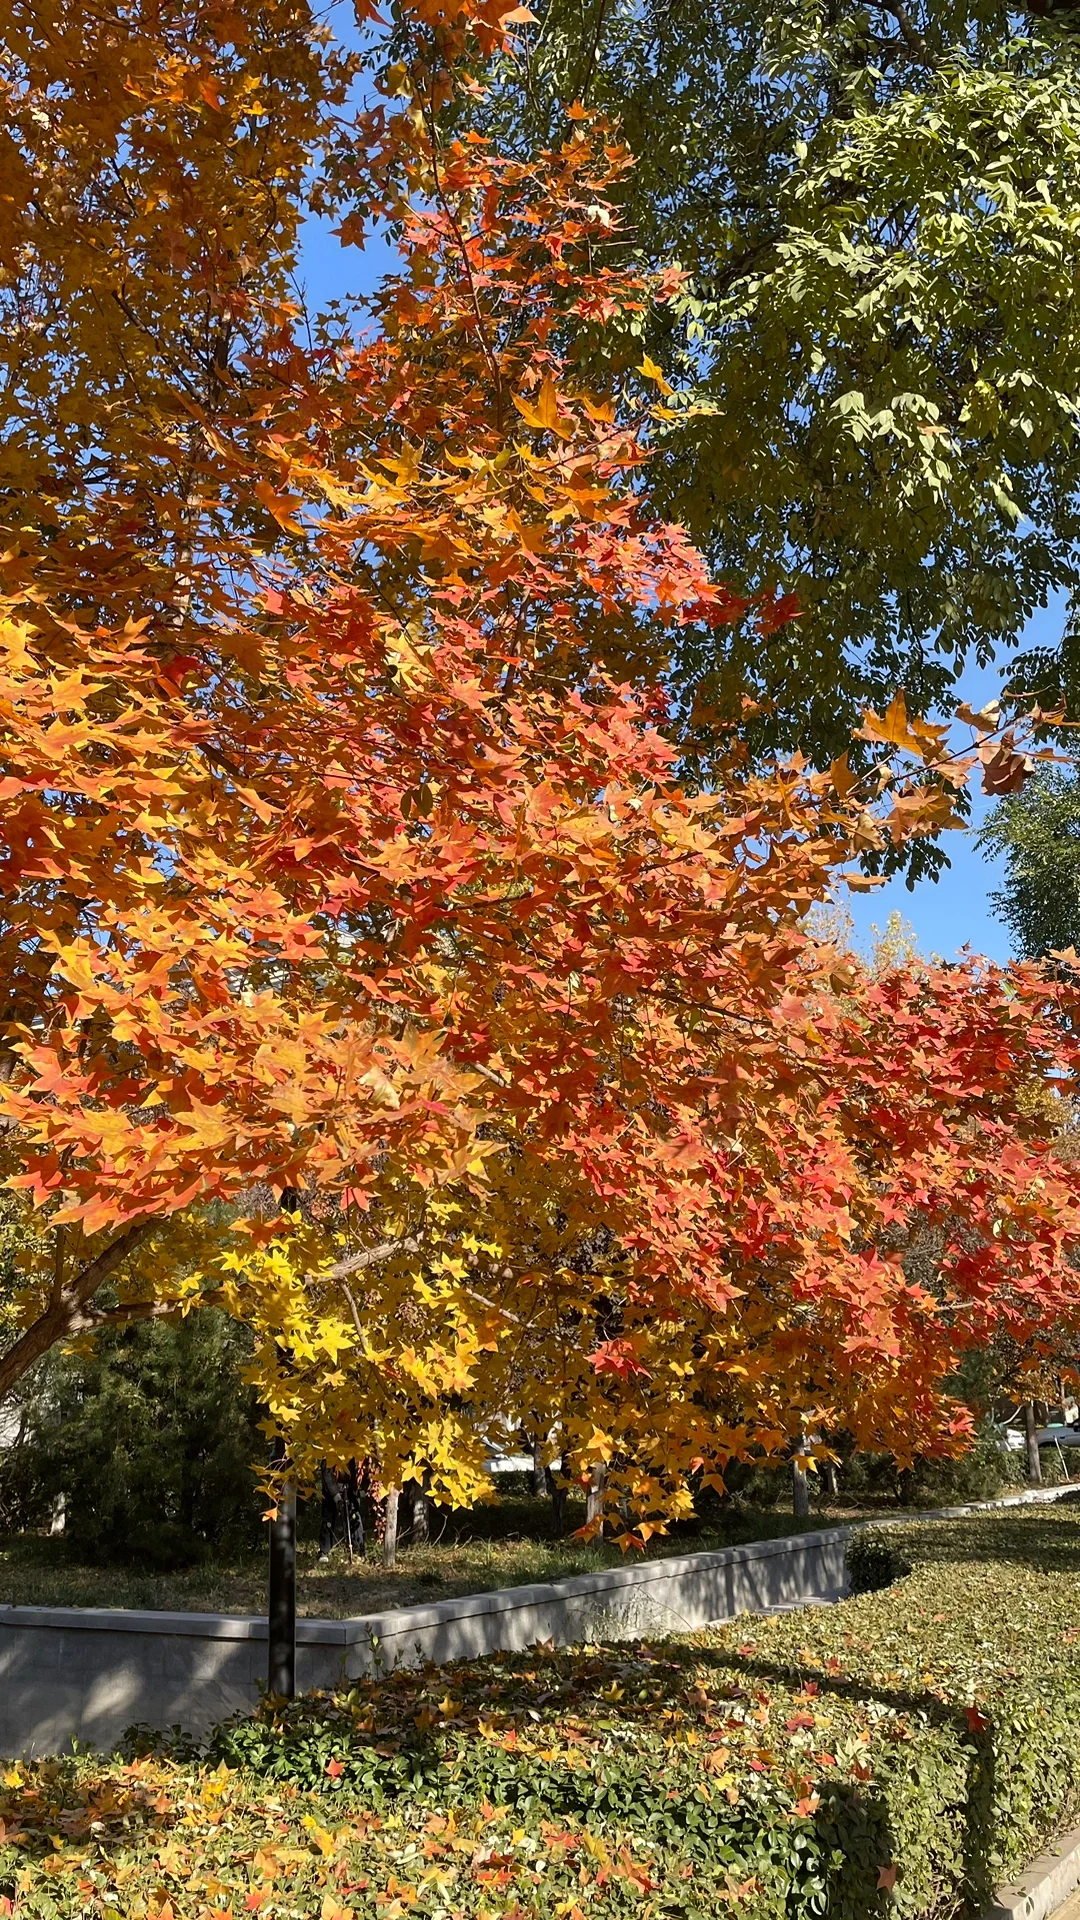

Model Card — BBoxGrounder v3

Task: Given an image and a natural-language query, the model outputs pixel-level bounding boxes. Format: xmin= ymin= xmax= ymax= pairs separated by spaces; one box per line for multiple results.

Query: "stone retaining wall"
xmin=0 ymin=1483 xmax=1071 ymax=1757
xmin=0 ymin=1524 xmax=847 ymax=1756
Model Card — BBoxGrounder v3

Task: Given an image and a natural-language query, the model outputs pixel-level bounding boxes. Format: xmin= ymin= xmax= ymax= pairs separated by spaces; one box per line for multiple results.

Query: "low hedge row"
xmin=5 ymin=1500 xmax=1080 ymax=1920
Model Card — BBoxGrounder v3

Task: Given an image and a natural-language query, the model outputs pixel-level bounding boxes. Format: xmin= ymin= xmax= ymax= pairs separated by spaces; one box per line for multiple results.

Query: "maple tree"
xmin=2 ymin=0 xmax=1080 ymax=1537
xmin=1 ymin=0 xmax=357 ymax=624
xmin=0 ymin=0 xmax=355 ymax=1361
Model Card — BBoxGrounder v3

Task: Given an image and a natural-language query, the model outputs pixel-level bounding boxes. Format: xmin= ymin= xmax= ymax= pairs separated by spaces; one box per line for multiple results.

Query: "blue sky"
xmin=296 ymin=207 xmax=1061 ymax=971
xmin=844 ymin=602 xmax=1068 ymax=967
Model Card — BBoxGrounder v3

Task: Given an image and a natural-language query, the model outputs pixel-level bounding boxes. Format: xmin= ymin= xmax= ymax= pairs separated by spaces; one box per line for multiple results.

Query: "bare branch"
xmin=322 ymin=1236 xmax=422 ymax=1283
xmin=0 ymin=1219 xmax=154 ymax=1404
xmin=340 ymin=1280 xmax=365 ymax=1343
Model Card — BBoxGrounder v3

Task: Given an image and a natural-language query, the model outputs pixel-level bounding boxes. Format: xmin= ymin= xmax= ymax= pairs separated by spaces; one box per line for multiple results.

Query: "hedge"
xmin=5 ymin=1499 xmax=1080 ymax=1920
xmin=845 ymin=1527 xmax=914 ymax=1595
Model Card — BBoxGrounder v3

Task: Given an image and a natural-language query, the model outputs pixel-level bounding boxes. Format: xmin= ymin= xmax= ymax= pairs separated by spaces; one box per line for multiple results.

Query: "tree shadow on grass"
xmin=348 ymin=1636 xmax=998 ymax=1916
xmin=693 ymin=1643 xmax=996 ymax=1919
xmin=885 ymin=1503 xmax=1080 ymax=1576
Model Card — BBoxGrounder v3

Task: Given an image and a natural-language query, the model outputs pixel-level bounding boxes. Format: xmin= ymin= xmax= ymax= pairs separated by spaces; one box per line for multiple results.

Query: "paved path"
xmin=1052 ymin=1894 xmax=1080 ymax=1920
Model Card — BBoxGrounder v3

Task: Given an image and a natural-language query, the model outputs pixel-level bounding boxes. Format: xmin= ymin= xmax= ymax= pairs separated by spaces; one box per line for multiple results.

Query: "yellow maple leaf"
xmin=512 ymin=377 xmax=572 ymax=439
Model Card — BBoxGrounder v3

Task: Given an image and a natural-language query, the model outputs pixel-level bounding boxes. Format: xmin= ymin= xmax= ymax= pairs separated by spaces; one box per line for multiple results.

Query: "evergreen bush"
xmin=194 ymin=1503 xmax=1080 ymax=1917
xmin=0 ymin=1312 xmax=263 ymax=1566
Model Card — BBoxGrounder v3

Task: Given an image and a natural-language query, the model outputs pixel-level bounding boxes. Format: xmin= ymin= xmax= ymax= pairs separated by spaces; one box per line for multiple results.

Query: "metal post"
xmin=268 ymin=1446 xmax=296 ymax=1699
xmin=1024 ymin=1400 xmax=1043 ymax=1487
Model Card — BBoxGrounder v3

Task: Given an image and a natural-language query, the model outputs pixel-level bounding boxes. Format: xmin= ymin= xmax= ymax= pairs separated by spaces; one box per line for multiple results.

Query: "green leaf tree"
xmin=0 ymin=1313 xmax=264 ymax=1568
xmin=481 ymin=2 xmax=1080 ymax=834
xmin=980 ymin=767 xmax=1080 ymax=955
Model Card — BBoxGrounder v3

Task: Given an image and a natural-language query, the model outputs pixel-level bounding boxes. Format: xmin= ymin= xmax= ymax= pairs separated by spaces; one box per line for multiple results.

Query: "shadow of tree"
xmin=810 ymin=1778 xmax=898 ymax=1918
xmin=886 ymin=1504 xmax=1080 ymax=1576
xmin=301 ymin=1632 xmax=1001 ymax=1915
xmin=691 ymin=1643 xmax=997 ymax=1918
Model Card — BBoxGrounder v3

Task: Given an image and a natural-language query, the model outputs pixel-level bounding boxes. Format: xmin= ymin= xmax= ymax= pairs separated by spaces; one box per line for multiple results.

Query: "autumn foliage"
xmin=1 ymin=0 xmax=1080 ymax=1528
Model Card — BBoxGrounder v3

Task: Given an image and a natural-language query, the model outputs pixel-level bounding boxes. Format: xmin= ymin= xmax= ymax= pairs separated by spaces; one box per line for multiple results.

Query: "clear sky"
xmin=844 ymin=598 xmax=1069 ymax=967
xmin=296 ymin=206 xmax=1063 ymax=972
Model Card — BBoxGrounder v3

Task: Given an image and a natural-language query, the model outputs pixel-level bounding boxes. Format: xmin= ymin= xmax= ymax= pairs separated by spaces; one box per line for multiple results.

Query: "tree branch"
xmin=66 ymin=1288 xmax=228 ymax=1335
xmin=0 ymin=1220 xmax=153 ymax=1405
xmin=876 ymin=1 xmax=926 ymax=54
xmin=323 ymin=1236 xmax=422 ymax=1283
xmin=70 ymin=1220 xmax=156 ymax=1308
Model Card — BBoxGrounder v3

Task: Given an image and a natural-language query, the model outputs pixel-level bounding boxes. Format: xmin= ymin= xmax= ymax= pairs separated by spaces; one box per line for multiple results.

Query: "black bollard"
xmin=268 ymin=1452 xmax=296 ymax=1699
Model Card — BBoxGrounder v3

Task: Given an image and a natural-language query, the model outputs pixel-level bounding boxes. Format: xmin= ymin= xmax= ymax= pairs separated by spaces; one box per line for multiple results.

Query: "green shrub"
xmin=905 ymin=1421 xmax=1027 ymax=1505
xmin=1038 ymin=1445 xmax=1073 ymax=1488
xmin=0 ymin=1312 xmax=264 ymax=1565
xmin=196 ymin=1502 xmax=1080 ymax=1919
xmin=834 ymin=1420 xmax=1027 ymax=1510
xmin=845 ymin=1527 xmax=914 ymax=1595
xmin=12 ymin=1504 xmax=1080 ymax=1919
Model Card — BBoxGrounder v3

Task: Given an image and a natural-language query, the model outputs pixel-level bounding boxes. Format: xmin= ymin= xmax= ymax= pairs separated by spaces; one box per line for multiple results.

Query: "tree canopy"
xmin=982 ymin=768 xmax=1080 ymax=956
xmin=478 ymin=0 xmax=1080 ymax=819
xmin=3 ymin=0 xmax=1080 ymax=1532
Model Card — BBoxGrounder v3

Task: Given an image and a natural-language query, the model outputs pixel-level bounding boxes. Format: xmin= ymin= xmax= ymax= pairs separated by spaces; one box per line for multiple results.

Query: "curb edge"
xmin=983 ymin=1822 xmax=1080 ymax=1920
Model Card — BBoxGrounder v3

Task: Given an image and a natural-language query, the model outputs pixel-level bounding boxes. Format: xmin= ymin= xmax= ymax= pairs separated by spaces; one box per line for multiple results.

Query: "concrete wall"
xmin=0 ymin=1525 xmax=847 ymax=1757
xmin=0 ymin=1483 xmax=1071 ymax=1758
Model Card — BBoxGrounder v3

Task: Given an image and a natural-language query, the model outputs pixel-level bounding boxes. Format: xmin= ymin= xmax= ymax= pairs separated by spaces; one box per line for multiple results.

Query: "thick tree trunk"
xmin=383 ymin=1487 xmax=399 ymax=1567
xmin=1025 ymin=1401 xmax=1043 ymax=1486
xmin=792 ymin=1458 xmax=810 ymax=1521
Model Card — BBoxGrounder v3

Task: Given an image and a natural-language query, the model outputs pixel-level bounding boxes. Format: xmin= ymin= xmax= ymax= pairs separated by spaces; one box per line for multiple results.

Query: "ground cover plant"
xmin=3 ymin=1500 xmax=1080 ymax=1918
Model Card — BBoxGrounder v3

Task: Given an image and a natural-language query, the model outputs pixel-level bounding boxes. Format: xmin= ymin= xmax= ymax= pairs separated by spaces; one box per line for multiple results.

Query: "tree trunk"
xmin=792 ymin=1457 xmax=810 ymax=1521
xmin=403 ymin=1476 xmax=430 ymax=1544
xmin=383 ymin=1487 xmax=399 ymax=1567
xmin=821 ymin=1461 xmax=839 ymax=1500
xmin=586 ymin=1462 xmax=607 ymax=1529
xmin=530 ymin=1433 xmax=546 ymax=1499
xmin=1025 ymin=1401 xmax=1043 ymax=1486
xmin=545 ymin=1459 xmax=568 ymax=1534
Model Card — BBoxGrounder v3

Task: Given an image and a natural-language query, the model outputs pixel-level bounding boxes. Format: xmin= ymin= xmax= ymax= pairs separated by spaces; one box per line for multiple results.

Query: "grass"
xmin=0 ymin=1492 xmax=892 ymax=1616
